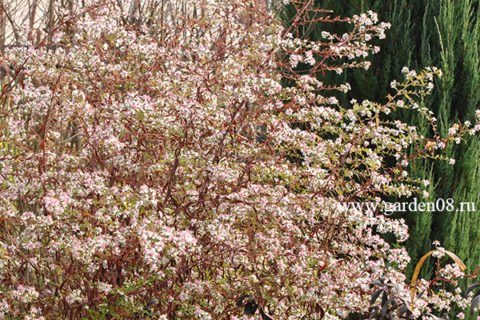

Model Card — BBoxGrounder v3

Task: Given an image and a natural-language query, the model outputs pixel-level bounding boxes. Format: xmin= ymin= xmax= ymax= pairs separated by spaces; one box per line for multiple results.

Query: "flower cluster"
xmin=0 ymin=0 xmax=478 ymax=319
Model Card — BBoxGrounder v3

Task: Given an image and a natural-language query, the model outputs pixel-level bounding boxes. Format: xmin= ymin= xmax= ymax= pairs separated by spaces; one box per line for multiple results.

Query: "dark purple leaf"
xmin=370 ymin=289 xmax=383 ymax=305
xmin=398 ymin=304 xmax=412 ymax=318
xmin=465 ymin=284 xmax=480 ymax=297
xmin=381 ymin=298 xmax=398 ymax=318
xmin=236 ymin=294 xmax=249 ymax=307
xmin=470 ymin=295 xmax=480 ymax=315
xmin=392 ymin=283 xmax=400 ymax=294
xmin=381 ymin=291 xmax=388 ymax=307
xmin=244 ymin=297 xmax=258 ymax=315
xmin=370 ymin=279 xmax=385 ymax=287
xmin=417 ymin=290 xmax=426 ymax=299
xmin=260 ymin=308 xmax=273 ymax=320
xmin=368 ymin=306 xmax=379 ymax=319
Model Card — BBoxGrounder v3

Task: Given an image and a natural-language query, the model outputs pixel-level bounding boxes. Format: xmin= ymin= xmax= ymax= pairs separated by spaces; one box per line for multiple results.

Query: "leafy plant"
xmin=0 ymin=0 xmax=479 ymax=319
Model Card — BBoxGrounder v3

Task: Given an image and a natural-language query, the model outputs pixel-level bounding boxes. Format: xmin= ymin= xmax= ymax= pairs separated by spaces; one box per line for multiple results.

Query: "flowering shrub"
xmin=0 ymin=0 xmax=479 ymax=319
xmin=369 ymin=244 xmax=474 ymax=319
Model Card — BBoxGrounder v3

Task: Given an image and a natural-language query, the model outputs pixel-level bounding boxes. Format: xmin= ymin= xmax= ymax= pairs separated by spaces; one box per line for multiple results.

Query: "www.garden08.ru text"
xmin=341 ymin=198 xmax=476 ymax=216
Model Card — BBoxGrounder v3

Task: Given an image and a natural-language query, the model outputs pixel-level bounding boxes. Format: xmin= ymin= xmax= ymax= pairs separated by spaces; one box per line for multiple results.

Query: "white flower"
xmin=304 ymin=50 xmax=316 ymax=65
xmin=328 ymin=97 xmax=338 ymax=104
xmin=321 ymin=31 xmax=332 ymax=39
xmin=289 ymin=54 xmax=302 ymax=68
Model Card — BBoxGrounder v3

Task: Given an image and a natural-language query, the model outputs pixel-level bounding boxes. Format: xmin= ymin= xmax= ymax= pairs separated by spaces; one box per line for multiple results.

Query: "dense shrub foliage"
xmin=0 ymin=0 xmax=478 ymax=318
